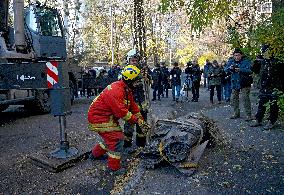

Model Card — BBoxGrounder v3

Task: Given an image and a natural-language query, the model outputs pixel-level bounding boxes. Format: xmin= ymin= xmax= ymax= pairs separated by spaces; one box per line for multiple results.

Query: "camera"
xmin=230 ymin=63 xmax=239 ymax=72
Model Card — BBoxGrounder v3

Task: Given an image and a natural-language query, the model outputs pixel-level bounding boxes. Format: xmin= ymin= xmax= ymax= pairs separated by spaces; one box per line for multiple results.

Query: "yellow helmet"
xmin=121 ymin=65 xmax=140 ymax=81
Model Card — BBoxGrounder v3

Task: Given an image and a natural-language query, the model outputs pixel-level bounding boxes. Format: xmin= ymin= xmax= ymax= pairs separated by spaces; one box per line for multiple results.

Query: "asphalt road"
xmin=133 ymin=88 xmax=284 ymax=195
xmin=0 ymin=87 xmax=283 ymax=194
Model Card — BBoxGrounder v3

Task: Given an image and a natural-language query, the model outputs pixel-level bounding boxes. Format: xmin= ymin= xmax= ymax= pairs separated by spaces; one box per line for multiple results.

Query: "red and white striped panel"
xmin=46 ymin=61 xmax=59 ymax=89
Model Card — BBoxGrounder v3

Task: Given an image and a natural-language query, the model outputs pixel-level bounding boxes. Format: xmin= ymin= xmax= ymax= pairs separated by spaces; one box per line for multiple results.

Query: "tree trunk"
xmin=133 ymin=0 xmax=147 ymax=64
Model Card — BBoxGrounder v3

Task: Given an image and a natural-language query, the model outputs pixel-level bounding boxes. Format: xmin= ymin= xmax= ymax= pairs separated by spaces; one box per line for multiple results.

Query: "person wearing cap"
xmin=250 ymin=45 xmax=284 ymax=129
xmin=208 ymin=60 xmax=224 ymax=104
xmin=222 ymin=58 xmax=234 ymax=102
xmin=225 ymin=48 xmax=253 ymax=121
xmin=190 ymin=60 xmax=202 ymax=102
xmin=160 ymin=61 xmax=170 ymax=98
xmin=151 ymin=63 xmax=163 ymax=101
xmin=184 ymin=61 xmax=193 ymax=97
xmin=88 ymin=65 xmax=151 ymax=174
xmin=170 ymin=62 xmax=182 ymax=102
xmin=203 ymin=59 xmax=212 ymax=89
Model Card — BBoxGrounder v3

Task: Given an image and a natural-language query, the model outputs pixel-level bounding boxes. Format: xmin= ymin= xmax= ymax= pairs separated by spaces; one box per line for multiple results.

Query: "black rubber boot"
xmin=123 ymin=139 xmax=132 ymax=148
xmin=136 ymin=136 xmax=146 ymax=147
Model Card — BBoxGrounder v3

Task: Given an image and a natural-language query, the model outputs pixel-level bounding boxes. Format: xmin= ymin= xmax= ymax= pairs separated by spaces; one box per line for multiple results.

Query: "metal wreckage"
xmin=139 ymin=115 xmax=213 ymax=176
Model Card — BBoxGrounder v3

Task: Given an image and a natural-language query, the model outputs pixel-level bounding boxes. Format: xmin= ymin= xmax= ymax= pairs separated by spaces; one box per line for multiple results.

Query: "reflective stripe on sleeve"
xmin=123 ymin=99 xmax=128 ymax=105
xmin=107 ymin=85 xmax=112 ymax=90
xmin=142 ymin=101 xmax=149 ymax=109
xmin=135 ymin=112 xmax=143 ymax=119
xmin=137 ymin=101 xmax=149 ymax=110
xmin=122 ymin=111 xmax=133 ymax=121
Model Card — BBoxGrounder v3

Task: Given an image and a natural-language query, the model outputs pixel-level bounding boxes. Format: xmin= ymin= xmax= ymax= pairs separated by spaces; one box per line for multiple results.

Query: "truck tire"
xmin=34 ymin=89 xmax=51 ymax=113
xmin=0 ymin=96 xmax=9 ymax=112
xmin=25 ymin=90 xmax=51 ymax=113
xmin=0 ymin=105 xmax=9 ymax=112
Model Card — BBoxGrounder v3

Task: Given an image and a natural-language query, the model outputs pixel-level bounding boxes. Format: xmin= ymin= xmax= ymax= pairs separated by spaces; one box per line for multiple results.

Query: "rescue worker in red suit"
xmin=88 ymin=65 xmax=151 ymax=173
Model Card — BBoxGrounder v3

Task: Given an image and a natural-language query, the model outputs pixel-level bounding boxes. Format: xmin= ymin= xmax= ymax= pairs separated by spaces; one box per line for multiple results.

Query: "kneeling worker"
xmin=87 ymin=65 xmax=151 ymax=173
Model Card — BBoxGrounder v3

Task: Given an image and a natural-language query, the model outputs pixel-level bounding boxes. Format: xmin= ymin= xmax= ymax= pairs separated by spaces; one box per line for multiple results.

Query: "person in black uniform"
xmin=184 ymin=61 xmax=193 ymax=98
xmin=160 ymin=61 xmax=170 ymax=98
xmin=251 ymin=45 xmax=284 ymax=129
xmin=170 ymin=62 xmax=182 ymax=102
xmin=190 ymin=60 xmax=202 ymax=102
xmin=151 ymin=63 xmax=163 ymax=101
xmin=123 ymin=49 xmax=149 ymax=151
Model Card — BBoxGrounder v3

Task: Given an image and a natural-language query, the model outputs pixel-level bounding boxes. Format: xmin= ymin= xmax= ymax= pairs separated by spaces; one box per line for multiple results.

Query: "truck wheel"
xmin=0 ymin=105 xmax=9 ymax=112
xmin=0 ymin=96 xmax=9 ymax=112
xmin=25 ymin=90 xmax=50 ymax=113
xmin=35 ymin=90 xmax=51 ymax=113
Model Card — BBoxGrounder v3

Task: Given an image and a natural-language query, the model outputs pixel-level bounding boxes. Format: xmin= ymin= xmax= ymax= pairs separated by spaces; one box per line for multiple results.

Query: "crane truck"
xmin=0 ymin=0 xmax=76 ymax=113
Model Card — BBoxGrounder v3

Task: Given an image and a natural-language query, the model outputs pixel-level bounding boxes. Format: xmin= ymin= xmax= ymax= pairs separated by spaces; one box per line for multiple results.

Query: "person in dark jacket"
xmin=190 ymin=60 xmax=202 ymax=102
xmin=224 ymin=48 xmax=253 ymax=121
xmin=151 ymin=63 xmax=163 ymax=101
xmin=208 ymin=60 xmax=224 ymax=104
xmin=170 ymin=62 xmax=182 ymax=102
xmin=82 ymin=69 xmax=93 ymax=98
xmin=160 ymin=61 xmax=170 ymax=98
xmin=203 ymin=59 xmax=212 ymax=89
xmin=222 ymin=59 xmax=232 ymax=102
xmin=184 ymin=61 xmax=193 ymax=98
xmin=97 ymin=69 xmax=109 ymax=94
xmin=89 ymin=68 xmax=98 ymax=96
xmin=123 ymin=49 xmax=149 ymax=150
xmin=251 ymin=45 xmax=284 ymax=129
xmin=108 ymin=65 xmax=121 ymax=81
xmin=251 ymin=55 xmax=264 ymax=88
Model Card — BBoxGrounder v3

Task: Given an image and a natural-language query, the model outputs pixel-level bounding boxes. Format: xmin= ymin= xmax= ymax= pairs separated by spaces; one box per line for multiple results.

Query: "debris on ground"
xmin=139 ymin=117 xmax=210 ymax=175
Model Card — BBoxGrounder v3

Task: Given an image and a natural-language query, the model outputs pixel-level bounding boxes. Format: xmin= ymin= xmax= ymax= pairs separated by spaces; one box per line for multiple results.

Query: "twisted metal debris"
xmin=140 ymin=117 xmax=209 ymax=176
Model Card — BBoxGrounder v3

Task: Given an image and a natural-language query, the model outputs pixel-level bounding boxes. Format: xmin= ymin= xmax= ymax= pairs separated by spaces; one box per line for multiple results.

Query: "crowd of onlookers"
xmin=149 ymin=46 xmax=284 ymax=129
xmin=80 ymin=59 xmax=233 ymax=104
xmin=78 ymin=45 xmax=284 ymax=130
xmin=79 ymin=65 xmax=122 ymax=98
xmin=150 ymin=58 xmax=230 ymax=104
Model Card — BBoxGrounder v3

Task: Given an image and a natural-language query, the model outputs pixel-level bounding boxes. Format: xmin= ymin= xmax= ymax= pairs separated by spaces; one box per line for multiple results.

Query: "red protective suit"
xmin=88 ymin=80 xmax=143 ymax=170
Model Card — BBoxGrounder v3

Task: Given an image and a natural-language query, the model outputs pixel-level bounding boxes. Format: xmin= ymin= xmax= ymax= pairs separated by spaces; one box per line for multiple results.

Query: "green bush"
xmin=264 ymin=89 xmax=284 ymax=125
xmin=275 ymin=90 xmax=284 ymax=124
